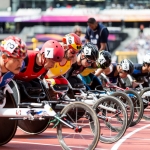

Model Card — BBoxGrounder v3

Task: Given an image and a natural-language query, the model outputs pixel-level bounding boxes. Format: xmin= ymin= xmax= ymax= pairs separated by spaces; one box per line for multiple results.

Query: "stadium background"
xmin=0 ymin=0 xmax=150 ymax=62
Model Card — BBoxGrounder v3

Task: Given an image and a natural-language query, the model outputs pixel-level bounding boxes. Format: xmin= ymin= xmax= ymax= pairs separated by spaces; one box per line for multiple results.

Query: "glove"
xmin=0 ymin=90 xmax=5 ymax=104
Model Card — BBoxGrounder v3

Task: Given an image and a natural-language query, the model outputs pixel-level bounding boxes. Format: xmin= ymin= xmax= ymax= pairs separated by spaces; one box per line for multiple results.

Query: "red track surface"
xmin=1 ymin=119 xmax=150 ymax=150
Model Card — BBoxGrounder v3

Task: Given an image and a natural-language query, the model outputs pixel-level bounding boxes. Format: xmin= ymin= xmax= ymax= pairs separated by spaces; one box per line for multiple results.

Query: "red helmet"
xmin=0 ymin=36 xmax=27 ymax=59
xmin=62 ymin=33 xmax=82 ymax=52
xmin=41 ymin=40 xmax=64 ymax=62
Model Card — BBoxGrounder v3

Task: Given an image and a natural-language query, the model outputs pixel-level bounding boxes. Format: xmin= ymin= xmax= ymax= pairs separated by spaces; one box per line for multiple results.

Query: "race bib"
xmin=99 ymin=54 xmax=106 ymax=64
xmin=66 ymin=36 xmax=74 ymax=45
xmin=84 ymin=46 xmax=91 ymax=55
xmin=4 ymin=39 xmax=18 ymax=53
xmin=91 ymin=39 xmax=97 ymax=45
xmin=122 ymin=59 xmax=129 ymax=71
xmin=45 ymin=48 xmax=54 ymax=58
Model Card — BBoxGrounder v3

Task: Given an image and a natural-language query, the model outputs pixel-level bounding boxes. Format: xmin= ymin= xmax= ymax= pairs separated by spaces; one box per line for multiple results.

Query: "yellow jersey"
xmin=80 ymin=67 xmax=97 ymax=76
xmin=46 ymin=61 xmax=71 ymax=78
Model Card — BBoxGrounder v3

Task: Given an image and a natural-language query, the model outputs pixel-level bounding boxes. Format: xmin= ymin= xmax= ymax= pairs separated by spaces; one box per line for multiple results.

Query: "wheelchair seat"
xmin=26 ymin=87 xmax=42 ymax=94
xmin=73 ymin=83 xmax=85 ymax=88
xmin=52 ymin=84 xmax=69 ymax=91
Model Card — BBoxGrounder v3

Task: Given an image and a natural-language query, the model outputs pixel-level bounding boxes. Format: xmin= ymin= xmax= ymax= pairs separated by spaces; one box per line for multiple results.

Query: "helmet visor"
xmin=70 ymin=43 xmax=82 ymax=51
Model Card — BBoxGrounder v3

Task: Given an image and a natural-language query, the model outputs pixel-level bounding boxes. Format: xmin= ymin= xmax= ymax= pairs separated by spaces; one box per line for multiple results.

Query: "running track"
xmin=1 ymin=119 xmax=150 ymax=150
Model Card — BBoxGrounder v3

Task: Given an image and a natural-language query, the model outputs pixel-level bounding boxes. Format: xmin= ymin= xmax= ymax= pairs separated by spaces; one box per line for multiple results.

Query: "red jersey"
xmin=15 ymin=50 xmax=46 ymax=81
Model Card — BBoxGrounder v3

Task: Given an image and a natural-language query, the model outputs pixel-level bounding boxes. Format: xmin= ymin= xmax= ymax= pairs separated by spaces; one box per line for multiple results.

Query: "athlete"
xmin=45 ymin=33 xmax=82 ymax=99
xmin=128 ymin=53 xmax=150 ymax=87
xmin=65 ymin=42 xmax=98 ymax=97
xmin=14 ymin=40 xmax=64 ymax=81
xmin=46 ymin=33 xmax=82 ymax=80
xmin=79 ymin=50 xmax=111 ymax=90
xmin=95 ymin=58 xmax=134 ymax=88
xmin=0 ymin=36 xmax=27 ymax=102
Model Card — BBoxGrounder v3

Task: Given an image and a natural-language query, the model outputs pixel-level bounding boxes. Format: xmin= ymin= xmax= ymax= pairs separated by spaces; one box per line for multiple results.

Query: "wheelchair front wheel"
xmin=57 ymin=101 xmax=100 ymax=150
xmin=92 ymin=96 xmax=128 ymax=144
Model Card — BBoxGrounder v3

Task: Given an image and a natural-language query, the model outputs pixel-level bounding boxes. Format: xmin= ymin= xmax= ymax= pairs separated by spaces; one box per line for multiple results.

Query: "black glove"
xmin=0 ymin=90 xmax=5 ymax=104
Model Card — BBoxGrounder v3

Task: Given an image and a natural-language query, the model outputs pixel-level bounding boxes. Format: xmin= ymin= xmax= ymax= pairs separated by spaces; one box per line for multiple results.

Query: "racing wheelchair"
xmin=46 ymin=76 xmax=128 ymax=144
xmin=9 ymin=75 xmax=128 ymax=144
xmin=0 ymin=78 xmax=100 ymax=150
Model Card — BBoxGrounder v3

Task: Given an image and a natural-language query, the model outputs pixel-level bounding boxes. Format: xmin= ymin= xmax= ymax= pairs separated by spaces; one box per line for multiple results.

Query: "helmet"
xmin=120 ymin=59 xmax=134 ymax=74
xmin=143 ymin=53 xmax=150 ymax=64
xmin=97 ymin=50 xmax=111 ymax=69
xmin=0 ymin=36 xmax=27 ymax=59
xmin=41 ymin=40 xmax=64 ymax=62
xmin=82 ymin=42 xmax=98 ymax=61
xmin=62 ymin=33 xmax=82 ymax=52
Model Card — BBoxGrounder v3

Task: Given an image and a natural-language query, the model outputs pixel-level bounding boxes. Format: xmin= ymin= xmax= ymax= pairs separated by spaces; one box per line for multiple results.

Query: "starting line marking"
xmin=111 ymin=124 xmax=150 ymax=150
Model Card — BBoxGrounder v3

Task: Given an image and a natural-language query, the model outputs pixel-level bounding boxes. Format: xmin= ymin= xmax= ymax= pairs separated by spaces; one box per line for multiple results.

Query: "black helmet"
xmin=97 ymin=50 xmax=111 ymax=69
xmin=120 ymin=59 xmax=134 ymax=74
xmin=82 ymin=42 xmax=98 ymax=61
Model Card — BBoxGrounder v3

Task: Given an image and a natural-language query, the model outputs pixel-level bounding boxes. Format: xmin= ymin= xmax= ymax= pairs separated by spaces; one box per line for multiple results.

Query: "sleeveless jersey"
xmin=46 ymin=61 xmax=71 ymax=78
xmin=80 ymin=67 xmax=97 ymax=76
xmin=106 ymin=63 xmax=119 ymax=83
xmin=15 ymin=50 xmax=46 ymax=81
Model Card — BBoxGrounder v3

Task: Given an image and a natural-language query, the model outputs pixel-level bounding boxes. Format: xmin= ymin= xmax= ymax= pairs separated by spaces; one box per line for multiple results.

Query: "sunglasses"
xmin=71 ymin=43 xmax=82 ymax=51
xmin=86 ymin=58 xmax=94 ymax=64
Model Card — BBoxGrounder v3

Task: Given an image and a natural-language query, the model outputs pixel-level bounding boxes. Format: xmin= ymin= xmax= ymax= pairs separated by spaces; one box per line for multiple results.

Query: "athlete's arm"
xmin=95 ymin=65 xmax=111 ymax=77
xmin=94 ymin=68 xmax=104 ymax=77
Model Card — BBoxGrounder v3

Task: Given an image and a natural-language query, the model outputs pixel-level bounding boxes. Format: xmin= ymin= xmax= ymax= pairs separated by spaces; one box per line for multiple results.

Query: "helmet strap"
xmin=40 ymin=53 xmax=46 ymax=66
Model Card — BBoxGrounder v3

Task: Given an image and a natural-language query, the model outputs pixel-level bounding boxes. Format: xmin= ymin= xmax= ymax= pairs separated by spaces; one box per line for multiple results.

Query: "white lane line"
xmin=111 ymin=124 xmax=150 ymax=150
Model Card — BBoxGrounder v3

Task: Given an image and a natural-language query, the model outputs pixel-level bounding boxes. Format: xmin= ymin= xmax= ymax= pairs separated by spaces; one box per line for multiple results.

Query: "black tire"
xmin=9 ymin=80 xmax=50 ymax=135
xmin=110 ymin=91 xmax=134 ymax=127
xmin=0 ymin=92 xmax=17 ymax=146
xmin=92 ymin=96 xmax=127 ymax=143
xmin=57 ymin=101 xmax=100 ymax=150
xmin=140 ymin=87 xmax=150 ymax=120
xmin=125 ymin=89 xmax=144 ymax=126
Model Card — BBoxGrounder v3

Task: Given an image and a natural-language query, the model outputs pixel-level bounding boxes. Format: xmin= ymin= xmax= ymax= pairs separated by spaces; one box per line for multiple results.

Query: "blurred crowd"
xmin=124 ymin=25 xmax=150 ymax=63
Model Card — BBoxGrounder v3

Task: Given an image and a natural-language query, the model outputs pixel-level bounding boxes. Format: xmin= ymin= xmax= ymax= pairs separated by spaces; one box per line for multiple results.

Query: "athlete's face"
xmin=147 ymin=65 xmax=150 ymax=72
xmin=66 ymin=48 xmax=77 ymax=60
xmin=80 ymin=54 xmax=94 ymax=67
xmin=118 ymin=66 xmax=128 ymax=78
xmin=4 ymin=56 xmax=24 ymax=74
xmin=44 ymin=58 xmax=55 ymax=70
xmin=144 ymin=64 xmax=150 ymax=72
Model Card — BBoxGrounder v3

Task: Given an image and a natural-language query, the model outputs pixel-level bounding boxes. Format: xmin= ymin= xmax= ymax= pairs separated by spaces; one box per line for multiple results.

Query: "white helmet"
xmin=120 ymin=59 xmax=134 ymax=74
xmin=143 ymin=53 xmax=150 ymax=64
